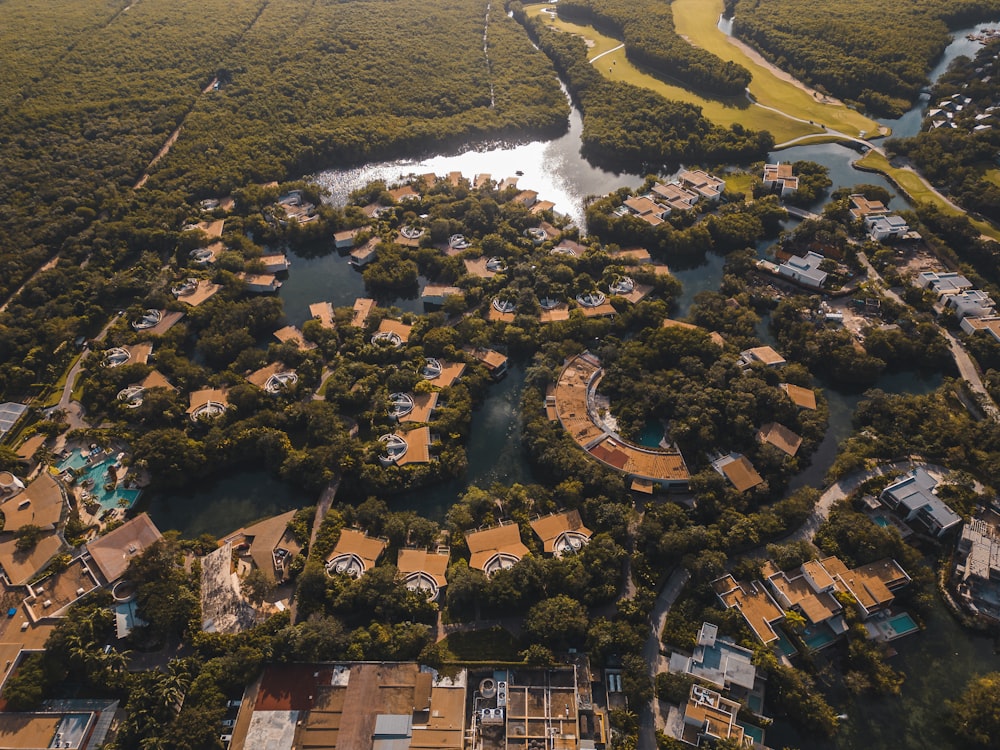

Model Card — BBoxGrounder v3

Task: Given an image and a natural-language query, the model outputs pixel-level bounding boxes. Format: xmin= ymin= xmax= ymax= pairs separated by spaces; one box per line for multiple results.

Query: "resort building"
xmin=275 ymin=191 xmax=317 ymax=224
xmin=0 ymin=701 xmax=119 ymax=750
xmin=232 ymin=662 xmax=467 ymax=750
xmin=848 ymin=194 xmax=889 ymax=221
xmin=944 ymin=289 xmax=996 ymax=319
xmin=777 ymin=251 xmax=828 ymax=289
xmin=474 ymin=172 xmax=492 ymax=188
xmin=678 ymin=684 xmax=753 ymax=747
xmin=780 ymin=383 xmax=817 ymax=410
xmin=15 ymin=434 xmax=46 ymax=471
xmin=530 ymin=510 xmax=592 ymax=557
xmin=880 ymin=468 xmax=962 ymax=537
xmin=551 ymin=352 xmax=690 ymax=489
xmin=351 ymin=297 xmax=376 ymax=327
xmin=612 ymin=247 xmax=652 ymax=262
xmin=239 ymin=272 xmax=282 ymax=293
xmin=248 ymin=362 xmax=298 ymax=394
xmin=679 ymin=170 xmax=725 ymax=202
xmin=865 ymin=214 xmax=910 ymax=242
xmin=192 ymin=218 xmax=226 ymax=238
xmin=757 ymin=422 xmax=803 ymax=457
xmin=422 ymin=358 xmax=466 ymax=388
xmin=85 ymin=513 xmax=163 ymax=585
xmin=396 ymin=547 xmax=450 ymax=601
xmin=649 ymin=182 xmax=698 ymax=213
xmin=421 ymin=285 xmax=463 ymax=305
xmin=552 ymin=239 xmax=587 ymax=257
xmin=466 ymin=347 xmax=508 ymax=379
xmin=378 ymin=427 xmax=432 ymax=466
xmin=622 ymin=196 xmax=668 ymax=226
xmin=538 ymin=300 xmax=570 ymax=323
xmin=222 ymin=509 xmax=303 ymax=585
xmin=187 ymin=388 xmax=230 ymax=422
xmin=668 ymin=622 xmax=757 ymax=692
xmin=464 ymin=257 xmax=499 ymax=279
xmin=334 ymin=227 xmax=364 ymax=250
xmin=396 ymin=225 xmax=425 ymax=247
xmin=762 ymin=163 xmax=799 ymax=196
xmin=960 ymin=315 xmax=1000 ymax=342
xmin=575 ymin=291 xmax=616 ymax=318
xmin=712 ymin=453 xmax=764 ymax=493
xmin=465 ymin=523 xmax=529 ymax=577
xmin=713 ymin=575 xmax=784 ymax=645
xmin=349 ymin=237 xmax=379 ymax=267
xmin=917 ymin=271 xmax=973 ymax=295
xmin=739 ymin=346 xmax=786 ymax=369
xmin=173 ymin=278 xmax=221 ymax=306
xmin=371 ymin=319 xmax=413 ymax=347
xmin=325 ymin=529 xmax=387 ymax=578
xmin=273 ymin=325 xmax=316 ymax=351
xmin=259 ymin=254 xmax=290 ymax=273
xmin=309 ymin=301 xmax=336 ymax=329
xmin=0 ymin=473 xmax=64 ymax=532
xmin=104 ymin=342 xmax=153 ymax=368
xmin=389 ymin=185 xmax=420 ymax=203
xmin=389 ymin=391 xmax=438 ymax=423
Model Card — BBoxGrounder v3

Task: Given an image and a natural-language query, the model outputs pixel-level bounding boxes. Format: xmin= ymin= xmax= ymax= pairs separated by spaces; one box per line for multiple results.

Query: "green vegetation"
xmin=732 ymin=0 xmax=1000 ymax=116
xmin=949 ymin=672 xmax=1000 ymax=747
xmin=557 ymin=0 xmax=752 ymax=96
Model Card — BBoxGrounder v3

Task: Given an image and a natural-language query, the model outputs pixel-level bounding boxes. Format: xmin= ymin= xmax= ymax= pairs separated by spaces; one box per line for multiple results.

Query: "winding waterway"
xmin=144 ymin=22 xmax=1000 ymax=749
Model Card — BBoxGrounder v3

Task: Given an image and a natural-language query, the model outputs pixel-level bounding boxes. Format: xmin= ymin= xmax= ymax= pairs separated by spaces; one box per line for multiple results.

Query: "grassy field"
xmin=857 ymin=151 xmax=1000 ymax=241
xmin=670 ymin=0 xmax=881 ymax=140
xmin=527 ymin=6 xmax=819 ymax=143
xmin=723 ymin=172 xmax=755 ymax=195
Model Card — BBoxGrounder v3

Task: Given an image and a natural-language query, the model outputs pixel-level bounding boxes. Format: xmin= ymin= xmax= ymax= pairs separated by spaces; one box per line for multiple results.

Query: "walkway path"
xmin=0 ymin=255 xmax=59 ymax=314
xmin=589 ymin=43 xmax=624 ymax=64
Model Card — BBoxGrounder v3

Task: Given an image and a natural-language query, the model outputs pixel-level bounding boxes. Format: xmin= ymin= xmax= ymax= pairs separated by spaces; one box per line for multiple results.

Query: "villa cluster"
xmin=616 ymin=170 xmax=724 ymax=227
xmin=916 ymin=270 xmax=1000 ymax=340
xmin=849 ymin=193 xmax=917 ymax=243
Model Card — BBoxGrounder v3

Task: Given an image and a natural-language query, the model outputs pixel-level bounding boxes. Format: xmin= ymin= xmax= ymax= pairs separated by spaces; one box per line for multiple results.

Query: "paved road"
xmin=638 ymin=568 xmax=690 ymax=750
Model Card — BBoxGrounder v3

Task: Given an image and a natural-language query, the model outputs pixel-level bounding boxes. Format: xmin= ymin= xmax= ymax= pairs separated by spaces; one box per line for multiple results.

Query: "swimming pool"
xmin=885 ymin=612 xmax=919 ymax=637
xmin=874 ymin=516 xmax=890 ymax=527
xmin=58 ymin=449 xmax=141 ymax=514
xmin=802 ymin=626 xmax=838 ymax=651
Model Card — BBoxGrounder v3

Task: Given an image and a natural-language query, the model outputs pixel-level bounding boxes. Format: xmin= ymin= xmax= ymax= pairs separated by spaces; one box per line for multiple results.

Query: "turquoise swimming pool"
xmin=886 ymin=612 xmax=919 ymax=636
xmin=58 ymin=449 xmax=141 ymax=514
xmin=802 ymin=626 xmax=838 ymax=651
xmin=874 ymin=516 xmax=890 ymax=527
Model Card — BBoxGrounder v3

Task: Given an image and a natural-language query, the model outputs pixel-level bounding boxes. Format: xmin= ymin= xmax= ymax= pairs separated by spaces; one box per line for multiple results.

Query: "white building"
xmin=945 ymin=289 xmax=996 ymax=319
xmin=778 ymin=251 xmax=828 ymax=289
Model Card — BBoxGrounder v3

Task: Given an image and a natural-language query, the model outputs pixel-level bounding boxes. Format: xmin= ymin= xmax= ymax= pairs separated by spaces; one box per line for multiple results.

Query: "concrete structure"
xmin=422 ymin=358 xmax=465 ymax=388
xmin=240 ymin=272 xmax=282 ymax=293
xmin=778 ymin=251 xmax=828 ymax=289
xmin=679 ymin=170 xmax=724 ymax=202
xmin=351 ymin=298 xmax=377 ymax=327
xmin=259 ymin=254 xmax=290 ymax=273
xmin=550 ymin=353 xmax=690 ymax=489
xmin=865 ymin=214 xmax=910 ymax=242
xmin=849 ymin=194 xmax=889 ymax=220
xmin=222 ymin=509 xmax=303 ymax=584
xmin=678 ymin=684 xmax=753 ymax=747
xmin=955 ymin=513 xmax=1000 ymax=621
xmin=880 ymin=468 xmax=962 ymax=537
xmin=712 ymin=453 xmax=764 ymax=493
xmin=421 ymin=285 xmax=463 ymax=305
xmin=944 ymin=289 xmax=996 ymax=319
xmin=961 ymin=315 xmax=1000 ymax=342
xmin=465 ymin=523 xmax=529 ymax=577
xmin=309 ymin=302 xmax=336 ymax=329
xmin=762 ymin=163 xmax=799 ymax=196
xmin=917 ymin=271 xmax=973 ymax=295
xmin=173 ymin=278 xmax=221 ymax=306
xmin=350 ymin=238 xmax=379 ymax=267
xmin=378 ymin=427 xmax=432 ymax=466
xmin=668 ymin=622 xmax=757 ymax=692
xmin=739 ymin=346 xmax=786 ymax=369
xmin=334 ymin=227 xmax=364 ymax=250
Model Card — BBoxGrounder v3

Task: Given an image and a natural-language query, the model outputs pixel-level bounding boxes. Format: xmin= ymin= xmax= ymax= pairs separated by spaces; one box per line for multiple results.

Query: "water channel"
xmin=145 ymin=20 xmax=1000 ymax=748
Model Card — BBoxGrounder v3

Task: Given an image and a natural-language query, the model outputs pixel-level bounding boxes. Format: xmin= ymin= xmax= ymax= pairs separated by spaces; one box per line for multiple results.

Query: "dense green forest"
xmin=557 ymin=0 xmax=752 ymax=97
xmin=732 ymin=0 xmax=1000 ymax=116
xmin=890 ymin=40 xmax=1000 ymax=223
xmin=0 ymin=0 xmax=568 ymax=304
xmin=513 ymin=3 xmax=773 ymax=171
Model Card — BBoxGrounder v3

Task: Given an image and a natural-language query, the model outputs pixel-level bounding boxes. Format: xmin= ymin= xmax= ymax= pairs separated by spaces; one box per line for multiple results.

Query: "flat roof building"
xmin=881 ymin=468 xmax=961 ymax=537
xmin=778 ymin=251 xmax=828 ymax=289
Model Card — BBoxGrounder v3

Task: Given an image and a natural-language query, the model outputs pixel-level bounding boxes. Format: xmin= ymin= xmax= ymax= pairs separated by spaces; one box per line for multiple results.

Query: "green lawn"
xmin=527 ymin=5 xmax=819 ymax=143
xmin=856 ymin=151 xmax=1000 ymax=241
xmin=723 ymin=172 xmax=755 ymax=196
xmin=670 ymin=0 xmax=881 ymax=139
xmin=439 ymin=626 xmax=522 ymax=662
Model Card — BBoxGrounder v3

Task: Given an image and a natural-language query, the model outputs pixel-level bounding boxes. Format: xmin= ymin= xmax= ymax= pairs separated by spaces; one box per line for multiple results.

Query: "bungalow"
xmin=325 ymin=528 xmax=386 ymax=578
xmin=762 ymin=162 xmax=800 ymax=196
xmin=390 ymin=391 xmax=438 ymax=423
xmin=530 ymin=199 xmax=556 ymax=215
xmin=757 ymin=422 xmax=802 ymax=456
xmin=388 ymin=185 xmax=420 ymax=203
xmin=372 ymin=319 xmax=412 ymax=347
xmin=334 ymin=227 xmax=363 ymax=250
xmin=529 ymin=510 xmax=592 ymax=557
xmin=712 ymin=453 xmax=764 ymax=493
xmin=551 ymin=239 xmax=588 ymax=257
xmin=273 ymin=325 xmax=316 ymax=351
xmin=465 ymin=522 xmax=529 ymax=577
xmin=240 ymin=272 xmax=282 ymax=293
xmin=739 ymin=346 xmax=786 ymax=368
xmin=499 ymin=176 xmax=519 ymax=191
xmin=945 ymin=289 xmax=996 ymax=319
xmin=378 ymin=426 xmax=432 ymax=466
xmin=780 ymin=382 xmax=817 ymax=410
xmin=473 ymin=173 xmax=492 ymax=189
xmin=187 ymin=388 xmax=229 ymax=422
xmin=173 ymin=278 xmax=221 ymax=306
xmin=466 ymin=347 xmax=508 ymax=379
xmin=351 ymin=297 xmax=376 ymax=327
xmin=259 ymin=254 xmax=290 ymax=273
xmin=778 ymin=251 xmax=828 ymax=289
xmin=309 ymin=302 xmax=336 ymax=329
xmin=421 ymin=285 xmax=463 ymax=306
xmin=349 ymin=237 xmax=379 ymax=267
xmin=422 ymin=358 xmax=465 ymax=388
xmin=513 ymin=190 xmax=538 ymax=208
xmin=397 ymin=547 xmax=450 ymax=601
xmin=448 ymin=171 xmax=465 ymax=187
xmin=849 ymin=194 xmax=890 ymax=221
xmin=880 ymin=467 xmax=962 ymax=537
